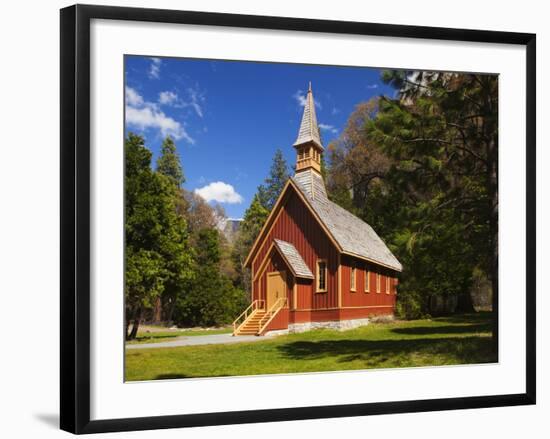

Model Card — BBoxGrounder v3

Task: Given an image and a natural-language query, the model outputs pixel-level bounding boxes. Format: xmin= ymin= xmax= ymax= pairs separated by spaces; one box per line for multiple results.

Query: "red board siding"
xmin=249 ymin=186 xmax=400 ymax=324
xmin=295 ymin=278 xmax=313 ymax=310
xmin=252 ymin=188 xmax=339 ymax=310
xmin=341 ymin=255 xmax=397 ymax=311
xmin=291 ymin=309 xmax=340 ymax=323
xmin=262 ymin=308 xmax=289 ymax=333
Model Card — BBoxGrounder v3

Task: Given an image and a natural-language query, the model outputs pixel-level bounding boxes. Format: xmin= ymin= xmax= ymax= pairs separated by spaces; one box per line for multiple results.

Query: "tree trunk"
xmin=152 ymin=296 xmax=162 ymax=323
xmin=125 ymin=315 xmax=130 ymax=340
xmin=127 ymin=308 xmax=142 ymax=340
xmin=456 ymin=291 xmax=475 ymax=313
xmin=165 ymin=296 xmax=176 ymax=324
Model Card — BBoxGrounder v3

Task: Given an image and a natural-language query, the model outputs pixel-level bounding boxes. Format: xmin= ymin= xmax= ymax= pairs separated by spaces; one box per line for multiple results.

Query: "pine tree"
xmin=124 ymin=133 xmax=193 ymax=339
xmin=344 ymin=72 xmax=497 ymax=322
xmin=257 ymin=148 xmax=290 ymax=210
xmin=156 ymin=136 xmax=185 ymax=187
xmin=326 ymin=71 xmax=497 ymax=327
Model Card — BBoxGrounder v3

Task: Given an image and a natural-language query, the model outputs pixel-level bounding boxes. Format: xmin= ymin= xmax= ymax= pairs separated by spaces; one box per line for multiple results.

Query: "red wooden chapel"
xmin=233 ymin=84 xmax=402 ymax=336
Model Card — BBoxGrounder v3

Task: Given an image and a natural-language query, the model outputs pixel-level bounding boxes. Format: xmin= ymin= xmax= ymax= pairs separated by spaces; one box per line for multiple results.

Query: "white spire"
xmin=293 ymin=84 xmax=323 ymax=149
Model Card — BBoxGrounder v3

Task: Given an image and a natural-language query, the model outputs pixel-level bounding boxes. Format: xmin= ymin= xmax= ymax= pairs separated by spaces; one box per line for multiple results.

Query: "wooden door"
xmin=266 ymin=271 xmax=286 ymax=309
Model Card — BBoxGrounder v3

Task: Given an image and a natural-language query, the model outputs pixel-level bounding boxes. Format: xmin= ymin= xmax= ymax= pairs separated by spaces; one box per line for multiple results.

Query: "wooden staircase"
xmin=232 ymin=300 xmax=264 ymax=336
xmin=233 ymin=298 xmax=287 ymax=336
xmin=234 ymin=310 xmax=267 ymax=335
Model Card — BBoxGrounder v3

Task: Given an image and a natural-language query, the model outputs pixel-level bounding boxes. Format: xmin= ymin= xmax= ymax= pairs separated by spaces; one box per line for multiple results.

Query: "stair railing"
xmin=233 ymin=299 xmax=265 ymax=335
xmin=257 ymin=297 xmax=286 ymax=335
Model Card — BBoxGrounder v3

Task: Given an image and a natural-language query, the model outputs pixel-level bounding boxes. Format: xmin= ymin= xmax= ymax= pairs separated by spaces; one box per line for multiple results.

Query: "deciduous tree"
xmin=232 ymin=194 xmax=269 ymax=293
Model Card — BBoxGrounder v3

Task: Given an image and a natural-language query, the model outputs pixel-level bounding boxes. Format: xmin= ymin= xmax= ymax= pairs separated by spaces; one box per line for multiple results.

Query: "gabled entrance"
xmin=266 ymin=271 xmax=286 ymax=309
xmin=232 ymin=270 xmax=288 ymax=336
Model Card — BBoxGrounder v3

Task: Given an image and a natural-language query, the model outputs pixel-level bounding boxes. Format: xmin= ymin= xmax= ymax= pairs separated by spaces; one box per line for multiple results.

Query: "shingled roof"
xmin=292 ymin=172 xmax=403 ymax=272
xmin=292 ymin=168 xmax=327 ymax=199
xmin=293 ymin=83 xmax=323 ymax=149
xmin=274 ymin=239 xmax=314 ymax=279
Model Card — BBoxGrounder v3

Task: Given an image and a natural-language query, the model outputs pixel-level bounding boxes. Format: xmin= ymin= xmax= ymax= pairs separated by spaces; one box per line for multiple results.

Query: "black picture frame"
xmin=60 ymin=4 xmax=536 ymax=434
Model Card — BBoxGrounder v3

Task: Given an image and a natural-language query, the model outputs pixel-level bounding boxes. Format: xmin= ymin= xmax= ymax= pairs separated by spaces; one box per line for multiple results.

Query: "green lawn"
xmin=127 ymin=326 xmax=233 ymax=344
xmin=125 ymin=313 xmax=496 ymax=381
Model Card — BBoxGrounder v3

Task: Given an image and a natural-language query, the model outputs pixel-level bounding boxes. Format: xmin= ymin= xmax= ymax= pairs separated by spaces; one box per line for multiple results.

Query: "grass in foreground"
xmin=125 ymin=313 xmax=496 ymax=381
xmin=127 ymin=326 xmax=232 ymax=344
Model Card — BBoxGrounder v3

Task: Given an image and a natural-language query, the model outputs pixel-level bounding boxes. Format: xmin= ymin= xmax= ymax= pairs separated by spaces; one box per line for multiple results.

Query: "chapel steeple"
xmin=293 ymin=83 xmax=323 ymax=174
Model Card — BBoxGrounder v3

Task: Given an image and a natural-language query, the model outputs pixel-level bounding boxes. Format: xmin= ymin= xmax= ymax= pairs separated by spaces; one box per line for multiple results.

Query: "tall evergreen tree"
xmin=257 ymin=148 xmax=290 ymax=210
xmin=326 ymin=72 xmax=497 ymax=330
xmin=125 ymin=134 xmax=165 ymax=338
xmin=125 ymin=133 xmax=193 ymax=339
xmin=370 ymin=72 xmax=497 ymax=315
xmin=154 ymin=135 xmax=194 ymax=322
xmin=156 ymin=136 xmax=185 ymax=187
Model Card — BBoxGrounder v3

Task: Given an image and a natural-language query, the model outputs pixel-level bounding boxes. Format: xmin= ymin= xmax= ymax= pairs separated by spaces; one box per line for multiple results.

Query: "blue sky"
xmin=125 ymin=56 xmax=396 ymax=219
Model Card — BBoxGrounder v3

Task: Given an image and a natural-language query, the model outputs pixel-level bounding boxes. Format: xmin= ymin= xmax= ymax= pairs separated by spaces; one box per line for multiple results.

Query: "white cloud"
xmin=187 ymin=86 xmax=204 ymax=118
xmin=125 ymin=86 xmax=194 ymax=144
xmin=158 ymin=87 xmax=205 ymax=118
xmin=158 ymin=90 xmax=178 ymax=105
xmin=195 ymin=182 xmax=243 ymax=204
xmin=319 ymin=123 xmax=338 ymax=134
xmin=367 ymin=84 xmax=379 ymax=89
xmin=293 ymin=90 xmax=307 ymax=107
xmin=125 ymin=86 xmax=143 ymax=107
xmin=126 ymin=105 xmax=194 ymax=144
xmin=331 ymin=107 xmax=340 ymax=115
xmin=148 ymin=57 xmax=162 ymax=79
xmin=293 ymin=90 xmax=322 ymax=109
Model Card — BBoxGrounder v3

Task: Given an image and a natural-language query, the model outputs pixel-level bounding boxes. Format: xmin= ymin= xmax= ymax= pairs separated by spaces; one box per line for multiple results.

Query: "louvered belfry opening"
xmin=294 ymin=83 xmax=324 ymax=175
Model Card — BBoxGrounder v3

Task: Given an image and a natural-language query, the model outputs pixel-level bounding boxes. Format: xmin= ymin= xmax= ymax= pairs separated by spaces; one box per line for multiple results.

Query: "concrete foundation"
xmin=265 ymin=317 xmax=382 ymax=336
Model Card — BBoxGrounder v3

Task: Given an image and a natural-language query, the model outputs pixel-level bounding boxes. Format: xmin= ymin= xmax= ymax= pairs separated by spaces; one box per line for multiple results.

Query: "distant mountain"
xmin=218 ymin=218 xmax=243 ymax=243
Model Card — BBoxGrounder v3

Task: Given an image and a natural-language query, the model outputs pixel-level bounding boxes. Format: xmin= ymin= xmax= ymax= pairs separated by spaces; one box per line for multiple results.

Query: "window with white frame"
xmin=317 ymin=260 xmax=327 ymax=292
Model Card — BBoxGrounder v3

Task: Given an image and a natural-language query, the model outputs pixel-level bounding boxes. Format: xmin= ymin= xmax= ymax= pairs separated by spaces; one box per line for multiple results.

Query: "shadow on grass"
xmin=154 ymin=373 xmax=190 ymax=380
xmin=277 ymin=336 xmax=496 ymax=365
xmin=391 ymin=323 xmax=492 ymax=336
xmin=152 ymin=373 xmax=231 ymax=380
xmin=432 ymin=312 xmax=494 ymax=325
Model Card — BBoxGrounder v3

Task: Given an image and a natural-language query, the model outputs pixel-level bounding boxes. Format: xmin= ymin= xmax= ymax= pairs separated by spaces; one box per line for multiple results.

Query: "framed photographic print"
xmin=60 ymin=4 xmax=536 ymax=434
